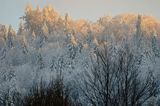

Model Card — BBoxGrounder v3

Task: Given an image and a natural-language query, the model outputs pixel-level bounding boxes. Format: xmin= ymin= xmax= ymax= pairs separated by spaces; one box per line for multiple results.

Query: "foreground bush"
xmin=23 ymin=78 xmax=75 ymax=106
xmin=0 ymin=77 xmax=78 ymax=106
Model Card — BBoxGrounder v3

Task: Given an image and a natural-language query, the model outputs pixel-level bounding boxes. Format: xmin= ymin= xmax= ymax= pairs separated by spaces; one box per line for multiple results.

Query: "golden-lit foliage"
xmin=23 ymin=5 xmax=160 ymax=39
xmin=70 ymin=35 xmax=78 ymax=45
xmin=98 ymin=13 xmax=160 ymax=39
xmin=141 ymin=16 xmax=160 ymax=35
xmin=24 ymin=4 xmax=60 ymax=33
xmin=91 ymin=23 xmax=103 ymax=35
xmin=113 ymin=13 xmax=137 ymax=24
xmin=74 ymin=19 xmax=90 ymax=36
xmin=42 ymin=5 xmax=59 ymax=23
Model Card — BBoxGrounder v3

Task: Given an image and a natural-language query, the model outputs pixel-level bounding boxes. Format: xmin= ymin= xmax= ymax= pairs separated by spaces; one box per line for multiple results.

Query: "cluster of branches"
xmin=80 ymin=44 xmax=159 ymax=106
xmin=23 ymin=78 xmax=74 ymax=106
xmin=0 ymin=43 xmax=159 ymax=106
xmin=0 ymin=77 xmax=81 ymax=106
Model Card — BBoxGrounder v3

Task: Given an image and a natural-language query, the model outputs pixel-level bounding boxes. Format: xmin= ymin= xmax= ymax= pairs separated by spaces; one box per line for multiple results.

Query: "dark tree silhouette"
xmin=22 ymin=77 xmax=75 ymax=106
xmin=80 ymin=43 xmax=159 ymax=106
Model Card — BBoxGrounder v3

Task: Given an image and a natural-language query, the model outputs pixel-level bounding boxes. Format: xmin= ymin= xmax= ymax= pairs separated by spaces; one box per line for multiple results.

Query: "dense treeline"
xmin=0 ymin=5 xmax=160 ymax=106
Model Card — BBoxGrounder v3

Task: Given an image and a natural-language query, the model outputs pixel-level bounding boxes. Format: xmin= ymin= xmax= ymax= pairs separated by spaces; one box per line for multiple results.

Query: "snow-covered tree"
xmin=134 ymin=15 xmax=143 ymax=48
xmin=66 ymin=33 xmax=78 ymax=59
xmin=36 ymin=53 xmax=45 ymax=70
xmin=6 ymin=25 xmax=16 ymax=48
xmin=0 ymin=25 xmax=8 ymax=41
xmin=17 ymin=21 xmax=25 ymax=36
xmin=152 ymin=30 xmax=160 ymax=57
xmin=80 ymin=43 xmax=159 ymax=106
xmin=0 ymin=64 xmax=17 ymax=106
xmin=20 ymin=36 xmax=28 ymax=54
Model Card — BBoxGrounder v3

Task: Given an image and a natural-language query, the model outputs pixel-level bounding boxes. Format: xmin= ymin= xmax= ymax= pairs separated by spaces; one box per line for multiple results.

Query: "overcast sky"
xmin=0 ymin=0 xmax=160 ymax=30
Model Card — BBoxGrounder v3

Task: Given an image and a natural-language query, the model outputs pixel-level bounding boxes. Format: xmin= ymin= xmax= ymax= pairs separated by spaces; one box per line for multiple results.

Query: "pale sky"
xmin=0 ymin=0 xmax=160 ymax=30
